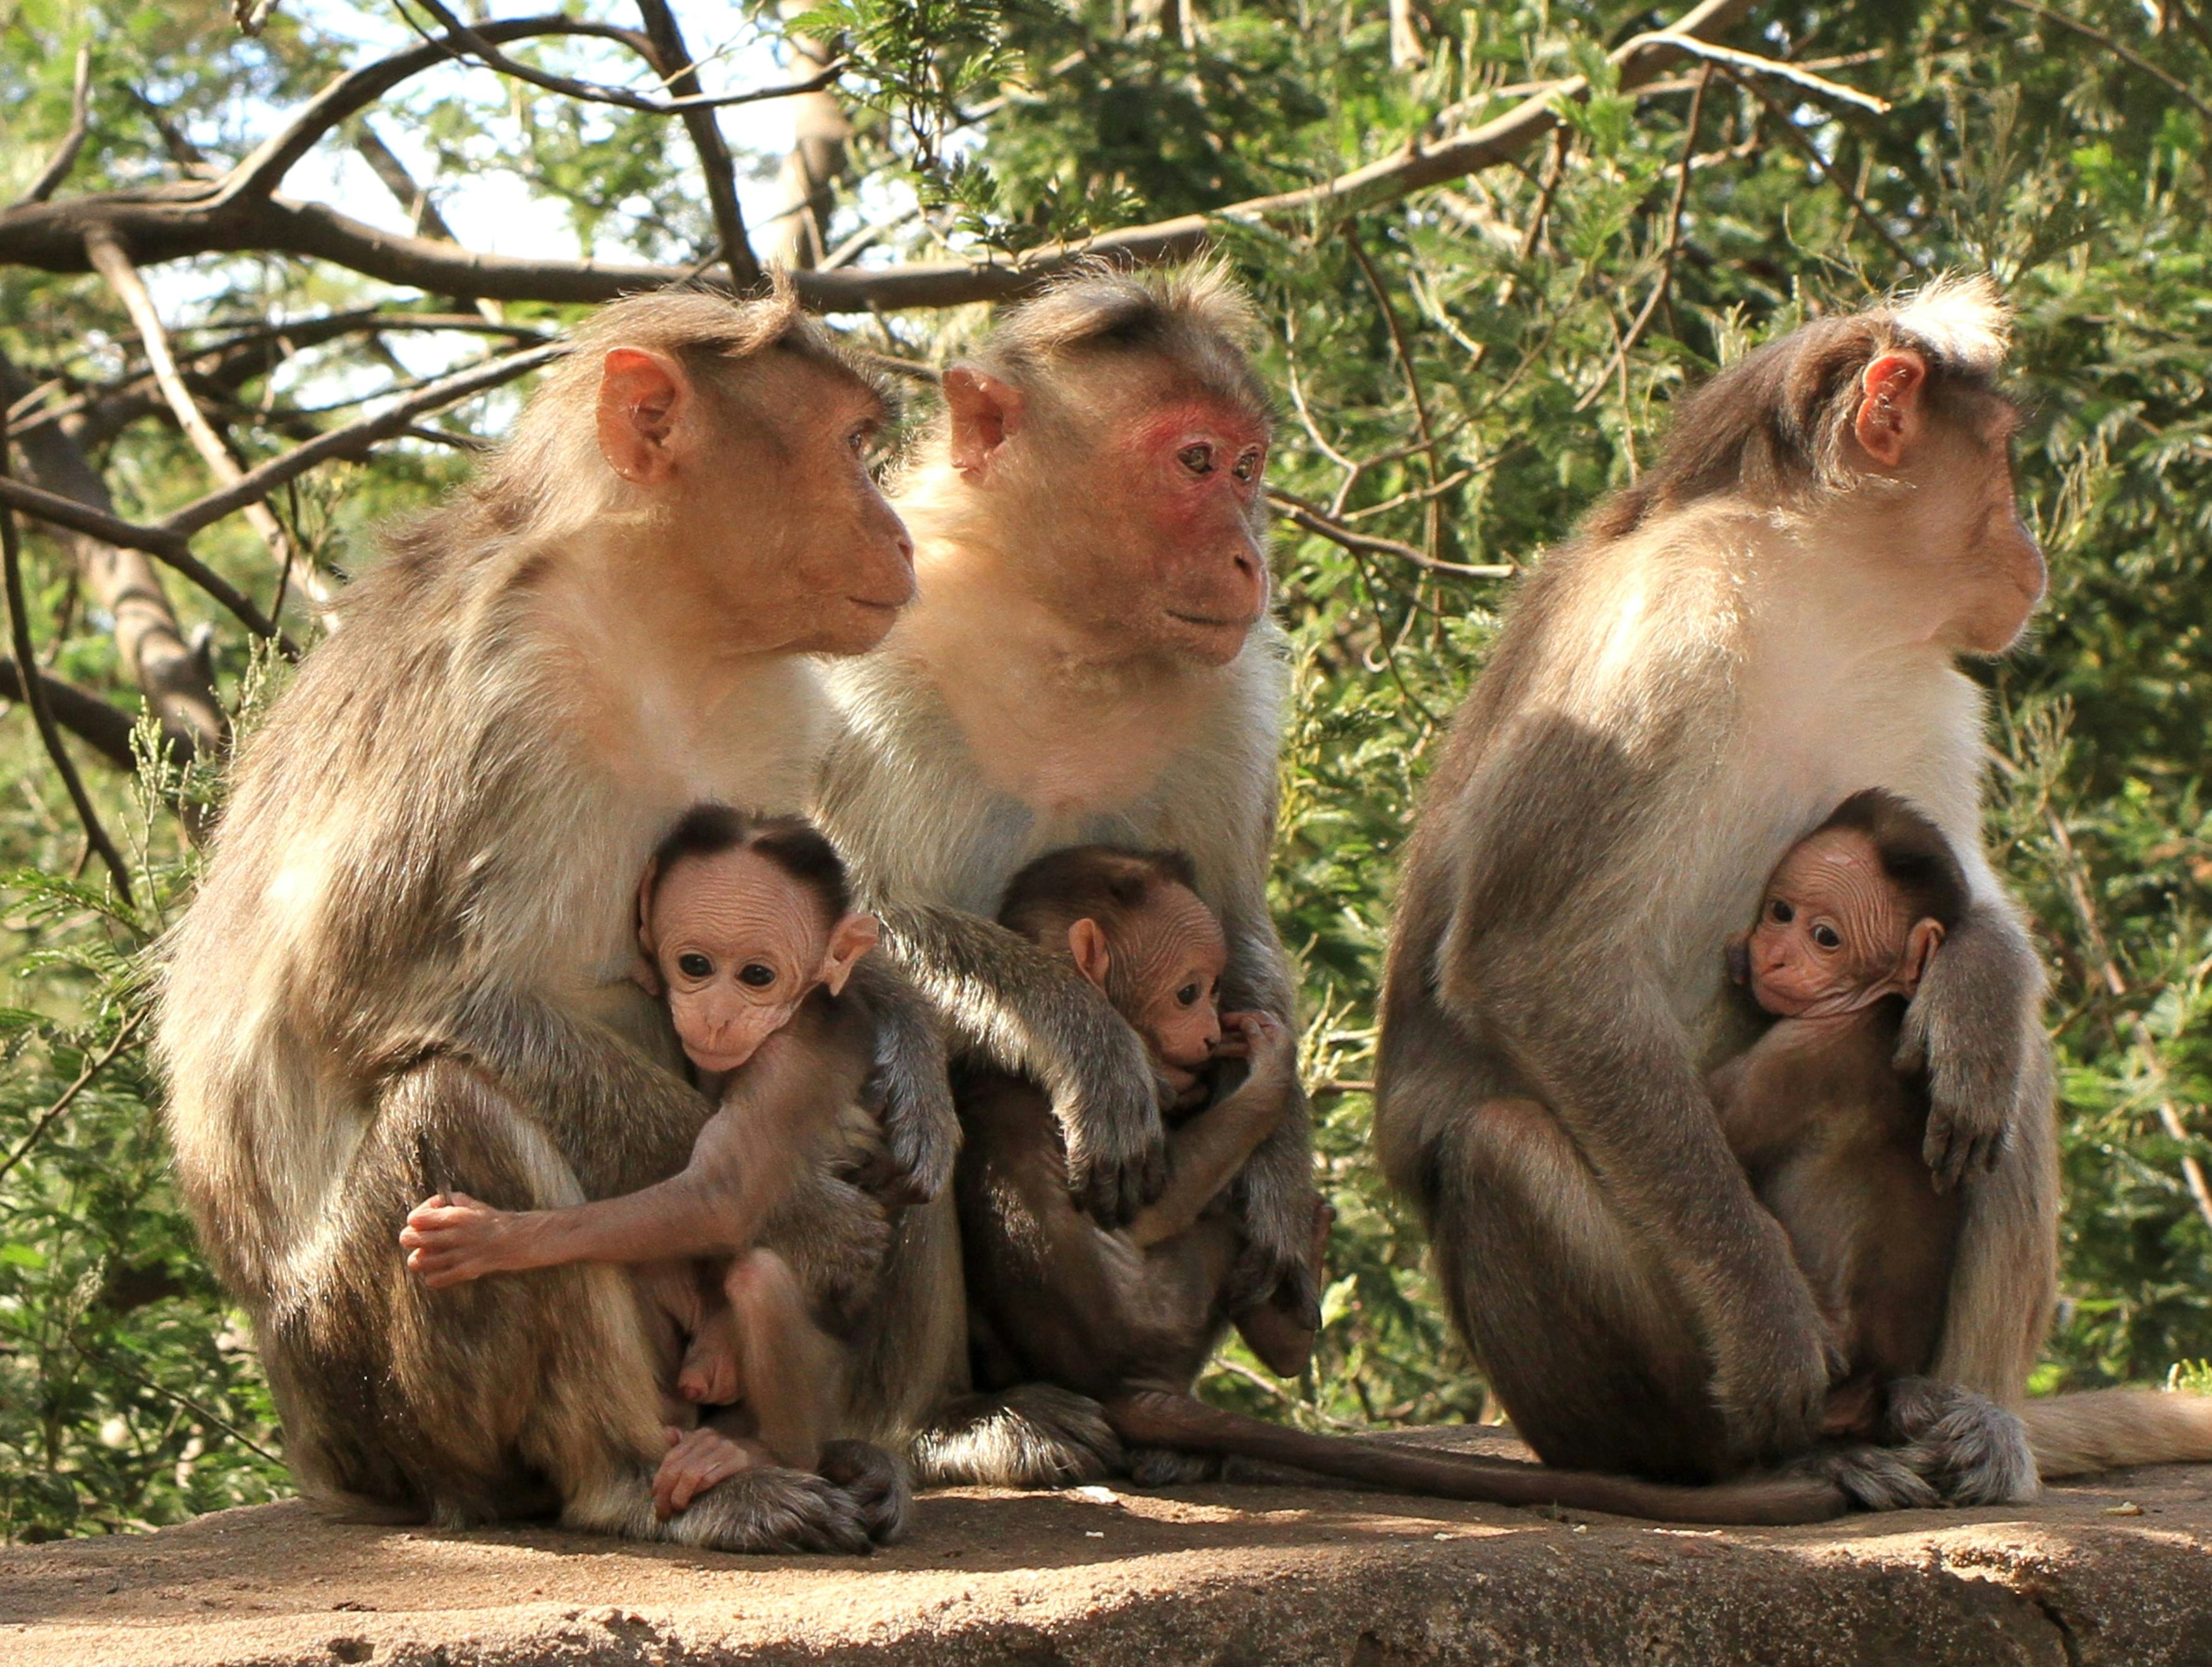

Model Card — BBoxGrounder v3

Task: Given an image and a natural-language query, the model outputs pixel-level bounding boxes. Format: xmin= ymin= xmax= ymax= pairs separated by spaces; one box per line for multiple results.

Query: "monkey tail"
xmin=1103 ymin=1391 xmax=1847 ymax=1527
xmin=2022 ymin=1387 xmax=2212 ymax=1479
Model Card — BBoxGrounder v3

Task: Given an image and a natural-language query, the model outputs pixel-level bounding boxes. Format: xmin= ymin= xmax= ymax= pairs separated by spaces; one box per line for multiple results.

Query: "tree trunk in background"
xmin=0 ymin=353 xmax=228 ymax=761
xmin=773 ymin=11 xmax=851 ymax=270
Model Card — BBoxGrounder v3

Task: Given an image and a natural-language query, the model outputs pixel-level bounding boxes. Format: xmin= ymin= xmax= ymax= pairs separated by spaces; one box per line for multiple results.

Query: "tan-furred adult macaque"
xmin=399 ymin=808 xmax=885 ymax=1512
xmin=960 ymin=846 xmax=1844 ymax=1524
xmin=811 ymin=265 xmax=1322 ymax=1483
xmin=157 ymin=288 xmax=959 ymax=1555
xmin=1708 ymin=790 xmax=1976 ymax=1496
xmin=1377 ymin=277 xmax=2212 ymax=1511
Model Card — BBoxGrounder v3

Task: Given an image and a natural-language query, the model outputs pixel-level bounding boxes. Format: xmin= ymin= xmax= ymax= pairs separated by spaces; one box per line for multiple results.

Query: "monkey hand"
xmin=1895 ymin=933 xmax=2029 ymax=1191
xmin=1708 ymin=1229 xmax=1847 ymax=1462
xmin=1053 ymin=1005 xmax=1169 ymax=1227
xmin=653 ymin=1425 xmax=772 ymax=1520
xmin=399 ymin=1192 xmax=532 ymax=1287
xmin=1218 ymin=1011 xmax=1297 ymax=1092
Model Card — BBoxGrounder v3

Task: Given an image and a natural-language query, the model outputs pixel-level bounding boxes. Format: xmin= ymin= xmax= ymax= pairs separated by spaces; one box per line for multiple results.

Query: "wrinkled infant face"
xmin=1745 ymin=829 xmax=1913 ymax=1019
xmin=648 ymin=847 xmax=840 ymax=1074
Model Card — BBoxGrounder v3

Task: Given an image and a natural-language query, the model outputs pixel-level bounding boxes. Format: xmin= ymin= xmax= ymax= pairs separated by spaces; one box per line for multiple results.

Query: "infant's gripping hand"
xmin=399 ymin=1192 xmax=536 ymax=1287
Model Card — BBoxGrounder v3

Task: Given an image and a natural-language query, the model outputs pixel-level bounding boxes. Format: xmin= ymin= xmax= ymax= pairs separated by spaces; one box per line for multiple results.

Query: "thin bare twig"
xmin=0 ymin=453 xmax=132 ymax=901
xmin=1271 ymin=490 xmax=1513 ymax=578
xmin=1646 ymin=35 xmax=1888 ymax=113
xmin=1724 ymin=69 xmax=1917 ymax=270
xmin=0 ymin=1010 xmax=149 ymax=1185
xmin=85 ymin=229 xmax=306 ymax=600
xmin=400 ymin=0 xmax=844 ymax=119
xmin=164 ymin=341 xmax=563 ymax=536
xmin=12 ymin=45 xmax=93 ymax=209
xmin=1576 ymin=64 xmax=1713 ymax=414
xmin=1344 ymin=227 xmax=1445 ymax=564
xmin=0 ymin=475 xmax=287 ymax=643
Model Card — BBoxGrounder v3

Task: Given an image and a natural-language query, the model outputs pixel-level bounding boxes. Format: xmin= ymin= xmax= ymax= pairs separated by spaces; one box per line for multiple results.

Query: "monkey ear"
xmin=820 ymin=912 xmax=880 ymax=997
xmin=597 ymin=347 xmax=691 ymax=484
xmin=942 ymin=366 xmax=1026 ymax=476
xmin=1897 ymin=918 xmax=1945 ymax=995
xmin=1067 ymin=918 xmax=1112 ymax=992
xmin=1854 ymin=350 xmax=1926 ymax=470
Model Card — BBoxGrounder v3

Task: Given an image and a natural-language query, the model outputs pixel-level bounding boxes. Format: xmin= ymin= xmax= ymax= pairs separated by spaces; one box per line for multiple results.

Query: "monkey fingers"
xmin=849 ymin=956 xmax=959 ymax=1205
xmin=653 ymin=1426 xmax=772 ymax=1520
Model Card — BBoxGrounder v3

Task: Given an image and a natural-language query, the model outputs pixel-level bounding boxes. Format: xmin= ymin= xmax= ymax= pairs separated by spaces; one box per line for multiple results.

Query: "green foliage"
xmin=5 ymin=0 xmax=2212 ymax=1532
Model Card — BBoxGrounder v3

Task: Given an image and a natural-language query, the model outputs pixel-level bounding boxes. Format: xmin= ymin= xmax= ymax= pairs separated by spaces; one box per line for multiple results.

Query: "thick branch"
xmin=12 ymin=45 xmax=92 ymax=209
xmin=0 ymin=476 xmax=284 ymax=643
xmin=0 ymin=350 xmax=226 ymax=759
xmin=0 ymin=452 xmax=132 ymax=900
xmin=633 ymin=0 xmax=760 ymax=287
xmin=0 ymin=1 xmax=1762 ymax=312
xmin=1270 ymin=490 xmax=1513 ymax=578
xmin=0 ymin=657 xmax=142 ymax=770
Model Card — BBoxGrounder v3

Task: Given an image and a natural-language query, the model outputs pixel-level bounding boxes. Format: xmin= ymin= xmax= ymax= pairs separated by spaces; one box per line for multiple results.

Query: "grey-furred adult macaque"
xmin=1376 ymin=277 xmax=2212 ymax=1510
xmin=960 ymin=846 xmax=1841 ymax=1524
xmin=399 ymin=806 xmax=891 ymax=1521
xmin=157 ymin=287 xmax=958 ymax=1554
xmin=810 ymin=264 xmax=1323 ymax=1484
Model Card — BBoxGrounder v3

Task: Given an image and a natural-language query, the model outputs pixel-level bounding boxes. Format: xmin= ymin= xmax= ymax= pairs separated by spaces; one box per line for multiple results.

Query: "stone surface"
xmin=4 ymin=1429 xmax=2210 ymax=1666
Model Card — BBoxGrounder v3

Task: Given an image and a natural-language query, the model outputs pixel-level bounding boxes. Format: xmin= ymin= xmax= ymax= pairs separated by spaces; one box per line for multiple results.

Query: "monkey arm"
xmin=840 ymin=954 xmax=959 ymax=1205
xmin=874 ymin=901 xmax=1165 ymax=1226
xmin=1210 ymin=880 xmax=1322 ymax=1319
xmin=1894 ymin=895 xmax=2048 ymax=1190
xmin=1125 ymin=1069 xmax=1294 ymax=1250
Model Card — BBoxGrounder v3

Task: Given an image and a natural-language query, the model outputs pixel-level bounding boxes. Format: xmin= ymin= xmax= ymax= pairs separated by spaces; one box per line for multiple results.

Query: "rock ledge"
xmin=4 ymin=1431 xmax=2208 ymax=1666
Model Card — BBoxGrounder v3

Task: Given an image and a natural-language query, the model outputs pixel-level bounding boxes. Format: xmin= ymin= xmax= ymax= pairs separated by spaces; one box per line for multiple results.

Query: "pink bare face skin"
xmin=1849 ymin=351 xmax=2046 ymax=656
xmin=942 ymin=358 xmax=1271 ymax=667
xmin=1066 ymin=885 xmax=1231 ymax=1108
xmin=1739 ymin=828 xmax=1943 ymax=1020
xmin=636 ymin=847 xmax=878 ymax=1076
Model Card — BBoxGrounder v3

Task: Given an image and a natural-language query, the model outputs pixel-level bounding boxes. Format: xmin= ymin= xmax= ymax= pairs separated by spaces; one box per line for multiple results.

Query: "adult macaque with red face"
xmin=159 ymin=289 xmax=953 ymax=1554
xmin=810 ymin=266 xmax=1321 ymax=1481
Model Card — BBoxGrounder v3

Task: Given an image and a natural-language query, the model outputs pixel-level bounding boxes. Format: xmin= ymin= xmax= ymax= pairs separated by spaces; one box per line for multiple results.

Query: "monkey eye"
xmin=738 ymin=963 xmax=777 ymax=988
xmin=1177 ymin=443 xmax=1215 ymax=475
xmin=1769 ymin=899 xmax=1794 ymax=924
xmin=677 ymin=952 xmax=713 ymax=980
xmin=1176 ymin=983 xmax=1201 ymax=1007
xmin=846 ymin=424 xmax=874 ymax=456
xmin=1231 ymin=447 xmax=1261 ymax=483
xmin=1812 ymin=925 xmax=1842 ymax=950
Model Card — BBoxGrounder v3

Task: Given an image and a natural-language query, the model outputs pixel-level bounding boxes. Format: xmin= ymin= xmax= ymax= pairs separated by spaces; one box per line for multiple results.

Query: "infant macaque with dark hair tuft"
xmin=1708 ymin=789 xmax=1971 ymax=1446
xmin=401 ymin=807 xmax=891 ymax=1520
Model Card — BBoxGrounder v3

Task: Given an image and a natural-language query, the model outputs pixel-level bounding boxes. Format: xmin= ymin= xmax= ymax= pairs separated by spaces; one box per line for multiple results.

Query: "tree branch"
xmin=11 ymin=45 xmax=92 ymax=209
xmin=1270 ymin=490 xmax=1513 ymax=578
xmin=0 ymin=0 xmax=1763 ymax=312
xmin=632 ymin=0 xmax=760 ymax=287
xmin=0 ymin=657 xmax=143 ymax=771
xmin=1997 ymin=0 xmax=2212 ymax=124
xmin=0 ymin=351 xmax=228 ymax=761
xmin=0 ymin=476 xmax=286 ymax=644
xmin=162 ymin=340 xmax=563 ymax=536
xmin=86 ymin=228 xmax=307 ymax=602
xmin=0 ymin=1011 xmax=149 ymax=1187
xmin=0 ymin=453 xmax=133 ymax=900
xmin=399 ymin=0 xmax=842 ymax=118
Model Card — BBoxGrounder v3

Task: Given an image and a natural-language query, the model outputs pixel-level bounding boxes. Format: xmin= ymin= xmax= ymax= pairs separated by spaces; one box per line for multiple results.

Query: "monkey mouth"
xmin=1166 ymin=610 xmax=1255 ymax=632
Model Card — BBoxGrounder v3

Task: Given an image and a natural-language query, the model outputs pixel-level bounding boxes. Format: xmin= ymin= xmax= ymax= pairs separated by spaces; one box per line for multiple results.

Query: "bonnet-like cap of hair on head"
xmin=1887 ymin=273 xmax=2011 ymax=377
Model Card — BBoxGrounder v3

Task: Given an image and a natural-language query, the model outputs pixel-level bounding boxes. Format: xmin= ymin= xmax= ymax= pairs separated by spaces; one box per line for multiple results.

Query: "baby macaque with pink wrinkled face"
xmin=402 ymin=808 xmax=885 ymax=1516
xmin=1710 ymin=789 xmax=1969 ymax=1443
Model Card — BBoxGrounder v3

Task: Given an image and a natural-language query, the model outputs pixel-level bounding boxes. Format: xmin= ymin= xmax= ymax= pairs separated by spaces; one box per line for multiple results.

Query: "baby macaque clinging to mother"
xmin=950 ymin=846 xmax=1838 ymax=1522
xmin=402 ymin=807 xmax=896 ymax=1524
xmin=1707 ymin=790 xmax=2007 ymax=1501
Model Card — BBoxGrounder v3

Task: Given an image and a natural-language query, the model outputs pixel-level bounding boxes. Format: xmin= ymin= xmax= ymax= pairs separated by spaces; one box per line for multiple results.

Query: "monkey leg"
xmin=271 ymin=1058 xmax=894 ymax=1553
xmin=726 ymin=1249 xmax=839 ymax=1473
xmin=1425 ymin=1097 xmax=1735 ymax=1484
